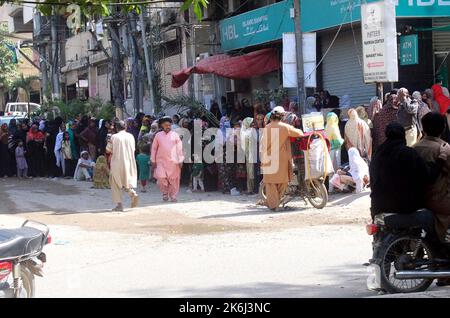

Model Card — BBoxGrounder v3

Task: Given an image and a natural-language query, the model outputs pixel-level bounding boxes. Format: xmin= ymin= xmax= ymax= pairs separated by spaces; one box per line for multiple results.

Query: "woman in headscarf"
xmin=66 ymin=121 xmax=79 ymax=161
xmin=8 ymin=119 xmax=18 ymax=136
xmin=423 ymin=88 xmax=440 ymax=113
xmin=126 ymin=117 xmax=139 ymax=143
xmin=210 ymin=102 xmax=222 ymax=122
xmin=367 ymin=96 xmax=382 ymax=121
xmin=138 ymin=117 xmax=151 ymax=141
xmin=432 ymin=84 xmax=450 ymax=115
xmin=347 ymin=147 xmax=370 ymax=193
xmin=80 ymin=119 xmax=98 ymax=161
xmin=26 ymin=124 xmax=46 ymax=178
xmin=97 ymin=119 xmax=111 ymax=156
xmin=329 ymin=147 xmax=370 ymax=193
xmin=306 ymin=96 xmax=317 ymax=113
xmin=324 ymin=112 xmax=344 ymax=171
xmin=344 ymin=108 xmax=372 ymax=159
xmin=240 ymin=117 xmax=257 ymax=194
xmin=74 ymin=150 xmax=95 ymax=181
xmin=230 ymin=101 xmax=244 ymax=124
xmin=355 ymin=106 xmax=372 ymax=128
xmin=412 ymin=91 xmax=431 ymax=138
xmin=0 ymin=124 xmax=12 ymax=177
xmin=93 ymin=155 xmax=110 ymax=189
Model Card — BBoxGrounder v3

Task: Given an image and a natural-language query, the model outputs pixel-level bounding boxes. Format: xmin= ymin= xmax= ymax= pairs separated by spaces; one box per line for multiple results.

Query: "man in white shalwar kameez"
xmin=106 ymin=120 xmax=139 ymax=211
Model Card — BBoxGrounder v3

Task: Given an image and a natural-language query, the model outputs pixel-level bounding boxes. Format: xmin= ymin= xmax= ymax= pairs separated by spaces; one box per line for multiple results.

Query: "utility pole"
xmin=140 ymin=5 xmax=156 ymax=115
xmin=36 ymin=13 xmax=48 ymax=104
xmin=127 ymin=12 xmax=143 ymax=114
xmin=109 ymin=5 xmax=125 ymax=118
xmin=50 ymin=9 xmax=61 ymax=100
xmin=293 ymin=0 xmax=305 ymax=115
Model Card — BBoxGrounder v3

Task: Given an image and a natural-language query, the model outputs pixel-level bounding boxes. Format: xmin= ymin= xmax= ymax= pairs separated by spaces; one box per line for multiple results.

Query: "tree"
xmin=0 ymin=23 xmax=18 ymax=89
xmin=0 ymin=0 xmax=209 ymax=20
xmin=9 ymin=74 xmax=39 ymax=102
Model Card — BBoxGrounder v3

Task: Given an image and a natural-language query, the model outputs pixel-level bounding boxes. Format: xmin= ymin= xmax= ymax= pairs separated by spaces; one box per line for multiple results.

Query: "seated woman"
xmin=329 ymin=147 xmax=370 ymax=193
xmin=74 ymin=150 xmax=95 ymax=181
xmin=93 ymin=155 xmax=110 ymax=189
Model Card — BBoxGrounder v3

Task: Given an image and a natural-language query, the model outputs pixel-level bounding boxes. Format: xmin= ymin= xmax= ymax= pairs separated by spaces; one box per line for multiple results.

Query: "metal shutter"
xmin=433 ymin=18 xmax=450 ymax=54
xmin=320 ymin=29 xmax=375 ymax=106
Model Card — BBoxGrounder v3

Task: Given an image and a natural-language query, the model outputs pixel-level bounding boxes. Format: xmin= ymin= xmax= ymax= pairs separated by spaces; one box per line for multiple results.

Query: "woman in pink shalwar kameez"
xmin=151 ymin=117 xmax=185 ymax=202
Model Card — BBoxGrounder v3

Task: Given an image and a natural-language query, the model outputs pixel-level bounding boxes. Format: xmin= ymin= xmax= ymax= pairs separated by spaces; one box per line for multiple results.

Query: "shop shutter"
xmin=433 ymin=18 xmax=450 ymax=54
xmin=320 ymin=29 xmax=375 ymax=106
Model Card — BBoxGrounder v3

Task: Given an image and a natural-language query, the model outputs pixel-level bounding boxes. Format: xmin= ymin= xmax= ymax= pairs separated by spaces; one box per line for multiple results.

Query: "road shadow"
xmin=328 ymin=191 xmax=370 ymax=207
xmin=121 ymin=263 xmax=375 ymax=298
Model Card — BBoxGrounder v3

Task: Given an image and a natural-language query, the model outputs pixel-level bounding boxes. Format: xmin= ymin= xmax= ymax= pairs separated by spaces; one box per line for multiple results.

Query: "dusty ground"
xmin=0 ymin=178 xmax=446 ymax=297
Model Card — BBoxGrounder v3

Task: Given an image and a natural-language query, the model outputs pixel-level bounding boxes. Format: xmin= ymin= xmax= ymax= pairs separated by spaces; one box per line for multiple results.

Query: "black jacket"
xmin=370 ymin=139 xmax=441 ymax=219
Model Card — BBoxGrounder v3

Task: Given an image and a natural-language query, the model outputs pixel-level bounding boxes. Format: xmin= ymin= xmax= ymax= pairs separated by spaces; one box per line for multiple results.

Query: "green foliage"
xmin=0 ymin=0 xmax=208 ymax=20
xmin=162 ymin=94 xmax=219 ymax=127
xmin=253 ymin=86 xmax=288 ymax=105
xmin=9 ymin=74 xmax=39 ymax=101
xmin=0 ymin=23 xmax=18 ymax=89
xmin=38 ymin=97 xmax=115 ymax=121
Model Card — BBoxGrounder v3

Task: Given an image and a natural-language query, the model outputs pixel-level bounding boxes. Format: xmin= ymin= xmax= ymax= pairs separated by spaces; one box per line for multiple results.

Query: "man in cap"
xmin=261 ymin=106 xmax=304 ymax=210
xmin=151 ymin=116 xmax=185 ymax=202
xmin=106 ymin=120 xmax=139 ymax=211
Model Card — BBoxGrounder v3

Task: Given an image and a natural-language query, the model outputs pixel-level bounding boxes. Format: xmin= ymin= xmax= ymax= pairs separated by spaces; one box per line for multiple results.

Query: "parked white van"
xmin=4 ymin=102 xmax=41 ymax=117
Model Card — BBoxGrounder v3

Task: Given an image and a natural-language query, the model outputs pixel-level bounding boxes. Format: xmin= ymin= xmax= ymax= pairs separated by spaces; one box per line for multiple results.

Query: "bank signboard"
xmin=219 ymin=0 xmax=295 ymax=51
xmin=361 ymin=1 xmax=399 ymax=83
xmin=400 ymin=34 xmax=419 ymax=65
xmin=301 ymin=0 xmax=450 ymax=33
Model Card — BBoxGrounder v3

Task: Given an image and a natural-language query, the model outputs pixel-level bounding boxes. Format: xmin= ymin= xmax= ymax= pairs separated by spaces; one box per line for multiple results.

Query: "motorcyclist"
xmin=414 ymin=112 xmax=450 ymax=241
xmin=369 ymin=123 xmax=445 ymax=229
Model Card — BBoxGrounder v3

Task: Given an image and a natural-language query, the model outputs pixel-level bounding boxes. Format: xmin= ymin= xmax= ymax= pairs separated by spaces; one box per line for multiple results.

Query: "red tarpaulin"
xmin=171 ymin=48 xmax=280 ymax=88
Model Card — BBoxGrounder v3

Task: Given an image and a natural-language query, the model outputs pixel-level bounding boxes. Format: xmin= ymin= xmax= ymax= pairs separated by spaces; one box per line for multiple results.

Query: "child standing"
xmin=15 ymin=141 xmax=28 ymax=179
xmin=136 ymin=144 xmax=150 ymax=192
xmin=61 ymin=132 xmax=75 ymax=178
xmin=191 ymin=154 xmax=204 ymax=192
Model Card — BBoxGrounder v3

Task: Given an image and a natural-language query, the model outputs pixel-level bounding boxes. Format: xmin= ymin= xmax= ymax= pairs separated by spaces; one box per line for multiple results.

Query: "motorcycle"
xmin=366 ymin=209 xmax=450 ymax=294
xmin=0 ymin=220 xmax=51 ymax=298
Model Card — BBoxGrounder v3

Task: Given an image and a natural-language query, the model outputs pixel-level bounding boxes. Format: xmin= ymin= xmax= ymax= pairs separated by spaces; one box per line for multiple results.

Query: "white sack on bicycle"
xmin=303 ymin=138 xmax=334 ymax=180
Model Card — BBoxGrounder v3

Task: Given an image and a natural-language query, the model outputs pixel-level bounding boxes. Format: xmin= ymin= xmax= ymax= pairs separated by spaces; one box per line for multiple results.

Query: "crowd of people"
xmin=0 ymin=83 xmax=449 ymax=211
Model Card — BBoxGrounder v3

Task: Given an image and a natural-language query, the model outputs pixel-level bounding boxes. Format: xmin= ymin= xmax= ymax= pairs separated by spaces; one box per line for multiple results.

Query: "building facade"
xmin=300 ymin=0 xmax=450 ymax=107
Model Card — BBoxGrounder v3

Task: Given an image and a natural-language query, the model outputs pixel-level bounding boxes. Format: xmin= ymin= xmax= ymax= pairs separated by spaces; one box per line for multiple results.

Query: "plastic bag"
xmin=303 ymin=138 xmax=334 ymax=180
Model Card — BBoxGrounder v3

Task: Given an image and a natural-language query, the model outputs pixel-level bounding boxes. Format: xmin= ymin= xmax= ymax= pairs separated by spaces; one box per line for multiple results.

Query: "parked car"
xmin=4 ymin=102 xmax=41 ymax=117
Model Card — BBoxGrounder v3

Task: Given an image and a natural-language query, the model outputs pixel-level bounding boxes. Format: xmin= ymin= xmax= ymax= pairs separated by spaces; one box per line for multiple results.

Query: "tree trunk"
xmin=109 ymin=6 xmax=125 ymax=117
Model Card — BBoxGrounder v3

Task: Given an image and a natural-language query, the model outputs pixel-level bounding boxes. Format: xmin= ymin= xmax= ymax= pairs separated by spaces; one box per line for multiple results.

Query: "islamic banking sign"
xmin=219 ymin=0 xmax=295 ymax=51
xmin=361 ymin=1 xmax=399 ymax=83
xmin=301 ymin=0 xmax=450 ymax=33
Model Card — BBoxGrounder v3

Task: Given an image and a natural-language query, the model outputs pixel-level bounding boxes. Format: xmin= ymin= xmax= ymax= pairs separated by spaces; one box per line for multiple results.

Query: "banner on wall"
xmin=361 ymin=0 xmax=398 ymax=83
xmin=282 ymin=32 xmax=317 ymax=88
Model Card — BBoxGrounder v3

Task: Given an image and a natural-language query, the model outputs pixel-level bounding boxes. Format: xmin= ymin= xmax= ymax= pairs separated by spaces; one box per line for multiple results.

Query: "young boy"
xmin=15 ymin=141 xmax=28 ymax=179
xmin=191 ymin=154 xmax=204 ymax=192
xmin=136 ymin=144 xmax=151 ymax=192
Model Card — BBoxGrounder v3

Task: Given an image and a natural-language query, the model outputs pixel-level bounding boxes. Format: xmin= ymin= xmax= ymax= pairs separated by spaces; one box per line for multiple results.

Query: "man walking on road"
xmin=106 ymin=120 xmax=139 ymax=212
xmin=261 ymin=106 xmax=303 ymax=210
xmin=151 ymin=116 xmax=185 ymax=202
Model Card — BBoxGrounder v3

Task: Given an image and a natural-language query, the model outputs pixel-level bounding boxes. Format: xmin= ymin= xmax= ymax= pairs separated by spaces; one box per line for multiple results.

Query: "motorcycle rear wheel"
xmin=379 ymin=236 xmax=433 ymax=294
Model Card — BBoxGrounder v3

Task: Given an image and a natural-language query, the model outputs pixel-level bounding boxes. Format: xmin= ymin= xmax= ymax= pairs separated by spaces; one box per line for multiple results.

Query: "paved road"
xmin=0 ymin=178 xmax=444 ymax=297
